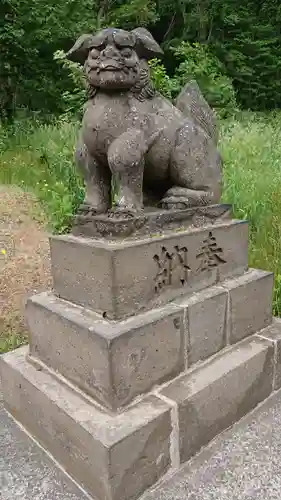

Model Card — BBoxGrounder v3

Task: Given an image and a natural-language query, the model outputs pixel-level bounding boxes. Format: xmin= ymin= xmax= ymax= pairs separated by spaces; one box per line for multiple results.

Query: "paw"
xmin=160 ymin=198 xmax=192 ymax=210
xmin=160 ymin=187 xmax=208 ymax=210
xmin=107 ymin=206 xmax=139 ymax=220
xmin=160 ymin=192 xmax=193 ymax=210
xmin=77 ymin=203 xmax=106 ymax=216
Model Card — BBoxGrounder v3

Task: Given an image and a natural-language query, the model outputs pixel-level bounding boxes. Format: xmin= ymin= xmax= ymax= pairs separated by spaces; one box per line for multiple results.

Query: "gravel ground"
xmin=0 ymin=186 xmax=52 ymax=350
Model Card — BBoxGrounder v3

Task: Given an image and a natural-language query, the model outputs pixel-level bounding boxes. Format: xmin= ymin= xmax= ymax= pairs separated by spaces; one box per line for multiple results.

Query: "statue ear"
xmin=131 ymin=27 xmax=163 ymax=60
xmin=66 ymin=34 xmax=96 ymax=64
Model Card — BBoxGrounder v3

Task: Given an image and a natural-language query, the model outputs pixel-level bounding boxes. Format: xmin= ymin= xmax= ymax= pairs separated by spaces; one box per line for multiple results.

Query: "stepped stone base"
xmin=25 ymin=269 xmax=273 ymax=411
xmin=2 ymin=319 xmax=281 ymax=500
xmin=0 ymin=214 xmax=278 ymax=500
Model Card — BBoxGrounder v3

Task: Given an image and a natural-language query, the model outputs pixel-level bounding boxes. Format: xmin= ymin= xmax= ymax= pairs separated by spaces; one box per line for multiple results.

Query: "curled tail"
xmin=175 ymin=80 xmax=219 ymax=144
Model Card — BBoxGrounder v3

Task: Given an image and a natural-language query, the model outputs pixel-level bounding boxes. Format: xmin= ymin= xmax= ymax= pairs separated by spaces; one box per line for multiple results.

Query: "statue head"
xmin=66 ymin=27 xmax=163 ymax=91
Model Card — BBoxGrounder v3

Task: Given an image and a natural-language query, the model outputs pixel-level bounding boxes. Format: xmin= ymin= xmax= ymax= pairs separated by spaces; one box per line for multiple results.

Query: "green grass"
xmin=1 ymin=111 xmax=281 ymax=315
xmin=0 ymin=116 xmax=84 ymax=233
xmin=220 ymin=111 xmax=281 ymax=315
xmin=0 ymin=333 xmax=28 ymax=354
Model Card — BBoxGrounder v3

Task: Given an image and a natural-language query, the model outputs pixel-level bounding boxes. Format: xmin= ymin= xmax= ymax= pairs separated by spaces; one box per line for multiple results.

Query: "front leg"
xmin=107 ymin=129 xmax=161 ymax=215
xmin=76 ymin=140 xmax=111 ymax=214
xmin=107 ymin=129 xmax=146 ymax=215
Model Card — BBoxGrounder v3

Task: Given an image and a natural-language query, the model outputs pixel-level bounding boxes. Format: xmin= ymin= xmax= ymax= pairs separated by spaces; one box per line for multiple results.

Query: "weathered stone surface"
xmin=26 ymin=292 xmax=185 ymax=410
xmin=4 ymin=381 xmax=281 ymax=500
xmin=141 ymin=390 xmax=281 ymax=500
xmin=176 ymin=286 xmax=227 ymax=365
xmin=67 ymin=27 xmax=222 ymax=218
xmin=50 ymin=220 xmax=248 ymax=320
xmin=0 ymin=346 xmax=172 ymax=500
xmin=222 ymin=269 xmax=273 ymax=344
xmin=72 ymin=204 xmax=232 ymax=239
xmin=0 ymin=400 xmax=90 ymax=500
xmin=160 ymin=335 xmax=274 ymax=463
xmin=257 ymin=318 xmax=281 ymax=391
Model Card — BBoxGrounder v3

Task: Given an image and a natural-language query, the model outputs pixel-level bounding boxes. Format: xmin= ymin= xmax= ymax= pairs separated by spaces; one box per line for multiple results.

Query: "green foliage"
xmin=212 ymin=3 xmax=281 ymax=110
xmin=0 ymin=332 xmax=27 ymax=354
xmin=107 ymin=0 xmax=158 ymax=29
xmin=172 ymin=42 xmax=237 ymax=116
xmin=54 ymin=50 xmax=86 ymax=117
xmin=0 ymin=0 xmax=96 ymax=120
xmin=2 ymin=0 xmax=281 ymax=118
xmin=149 ymin=46 xmax=237 ymax=117
xmin=148 ymin=59 xmax=176 ymax=100
xmin=0 ymin=0 xmax=159 ymax=121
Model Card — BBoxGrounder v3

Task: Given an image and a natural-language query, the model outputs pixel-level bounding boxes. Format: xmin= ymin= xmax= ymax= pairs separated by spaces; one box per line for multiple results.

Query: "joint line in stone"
xmin=225 ymin=289 xmax=231 ymax=345
xmin=153 ymin=391 xmax=180 ymax=470
xmin=183 ymin=307 xmax=189 ymax=370
xmin=257 ymin=333 xmax=277 ymax=392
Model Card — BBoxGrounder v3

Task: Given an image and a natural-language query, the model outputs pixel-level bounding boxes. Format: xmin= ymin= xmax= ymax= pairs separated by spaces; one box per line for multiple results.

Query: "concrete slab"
xmin=0 ymin=347 xmax=172 ymax=500
xmin=2 ymin=387 xmax=281 ymax=499
xmin=0 ymin=398 xmax=90 ymax=500
xmin=142 ymin=389 xmax=281 ymax=500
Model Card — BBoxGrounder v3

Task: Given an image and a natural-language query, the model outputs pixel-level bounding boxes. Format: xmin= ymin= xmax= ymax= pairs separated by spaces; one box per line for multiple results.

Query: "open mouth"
xmin=99 ymin=64 xmax=122 ymax=71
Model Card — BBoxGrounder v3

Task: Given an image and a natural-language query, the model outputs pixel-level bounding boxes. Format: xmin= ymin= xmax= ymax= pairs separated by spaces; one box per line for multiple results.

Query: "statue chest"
xmin=82 ymin=96 xmax=147 ymax=159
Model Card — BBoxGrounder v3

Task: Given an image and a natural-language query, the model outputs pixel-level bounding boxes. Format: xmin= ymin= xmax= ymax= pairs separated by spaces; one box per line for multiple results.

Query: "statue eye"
xmin=121 ymin=48 xmax=132 ymax=57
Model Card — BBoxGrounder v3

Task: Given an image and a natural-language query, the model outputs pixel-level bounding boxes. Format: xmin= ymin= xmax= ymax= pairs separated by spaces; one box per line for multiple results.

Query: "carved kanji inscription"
xmin=153 ymin=245 xmax=191 ymax=292
xmin=196 ymin=231 xmax=226 ymax=273
xmin=153 ymin=232 xmax=227 ymax=293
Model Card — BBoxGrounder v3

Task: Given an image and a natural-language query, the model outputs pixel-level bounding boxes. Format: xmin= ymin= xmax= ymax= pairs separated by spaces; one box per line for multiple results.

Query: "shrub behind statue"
xmin=67 ymin=27 xmax=222 ymax=216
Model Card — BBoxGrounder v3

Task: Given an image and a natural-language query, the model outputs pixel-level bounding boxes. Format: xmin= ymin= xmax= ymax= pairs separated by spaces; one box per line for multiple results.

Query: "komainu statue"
xmin=66 ymin=27 xmax=222 ymax=216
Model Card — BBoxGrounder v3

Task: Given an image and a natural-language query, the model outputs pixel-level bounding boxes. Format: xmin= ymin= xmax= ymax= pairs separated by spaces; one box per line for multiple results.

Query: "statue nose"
xmin=102 ymin=44 xmax=119 ymax=58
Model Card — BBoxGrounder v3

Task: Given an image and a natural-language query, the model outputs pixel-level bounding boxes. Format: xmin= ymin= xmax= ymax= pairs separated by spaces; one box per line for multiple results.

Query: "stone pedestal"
xmin=0 ymin=209 xmax=279 ymax=500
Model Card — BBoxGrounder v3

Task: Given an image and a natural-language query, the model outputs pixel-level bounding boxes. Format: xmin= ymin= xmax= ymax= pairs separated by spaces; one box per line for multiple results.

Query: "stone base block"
xmin=160 ymin=335 xmax=274 ymax=463
xmin=72 ymin=204 xmax=232 ymax=239
xmin=1 ymin=333 xmax=277 ymax=500
xmin=0 ymin=347 xmax=172 ymax=500
xmin=26 ymin=268 xmax=273 ymax=411
xmin=221 ymin=269 xmax=274 ymax=344
xmin=26 ymin=292 xmax=185 ymax=411
xmin=50 ymin=219 xmax=248 ymax=320
xmin=176 ymin=285 xmax=228 ymax=365
xmin=257 ymin=318 xmax=281 ymax=391
xmin=174 ymin=268 xmax=274 ymax=364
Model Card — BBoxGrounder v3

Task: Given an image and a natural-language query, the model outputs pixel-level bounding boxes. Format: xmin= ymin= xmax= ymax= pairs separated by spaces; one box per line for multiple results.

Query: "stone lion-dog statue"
xmin=66 ymin=27 xmax=222 ymax=216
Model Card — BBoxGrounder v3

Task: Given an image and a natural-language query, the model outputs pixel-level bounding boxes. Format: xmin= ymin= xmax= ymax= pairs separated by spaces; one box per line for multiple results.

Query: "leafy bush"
xmin=148 ymin=58 xmax=176 ymax=100
xmin=172 ymin=42 xmax=237 ymax=116
xmin=54 ymin=50 xmax=86 ymax=117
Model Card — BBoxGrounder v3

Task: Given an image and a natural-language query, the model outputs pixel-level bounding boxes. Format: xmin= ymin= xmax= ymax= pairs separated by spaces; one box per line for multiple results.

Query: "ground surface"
xmin=1 ymin=389 xmax=281 ymax=500
xmin=0 ymin=395 xmax=90 ymax=500
xmin=0 ymin=186 xmax=52 ymax=352
xmin=143 ymin=391 xmax=281 ymax=500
